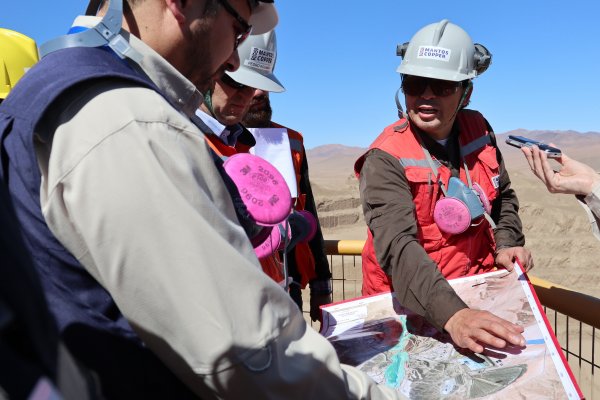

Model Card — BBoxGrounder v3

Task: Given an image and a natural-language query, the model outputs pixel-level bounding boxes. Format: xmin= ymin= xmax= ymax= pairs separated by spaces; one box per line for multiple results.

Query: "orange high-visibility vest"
xmin=271 ymin=122 xmax=317 ymax=287
xmin=204 ymin=131 xmax=284 ymax=283
xmin=354 ymin=110 xmax=500 ymax=295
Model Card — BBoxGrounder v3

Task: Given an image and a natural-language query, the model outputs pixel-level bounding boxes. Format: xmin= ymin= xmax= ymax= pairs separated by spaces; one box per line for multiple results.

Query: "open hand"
xmin=444 ymin=308 xmax=525 ymax=354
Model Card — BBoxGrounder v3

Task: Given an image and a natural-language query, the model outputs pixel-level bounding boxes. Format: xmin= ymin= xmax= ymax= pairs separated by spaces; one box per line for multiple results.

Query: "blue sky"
xmin=2 ymin=1 xmax=600 ymax=148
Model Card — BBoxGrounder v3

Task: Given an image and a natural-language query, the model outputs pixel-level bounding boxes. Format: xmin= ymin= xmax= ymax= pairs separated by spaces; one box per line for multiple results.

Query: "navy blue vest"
xmin=0 ymin=47 xmax=197 ymax=399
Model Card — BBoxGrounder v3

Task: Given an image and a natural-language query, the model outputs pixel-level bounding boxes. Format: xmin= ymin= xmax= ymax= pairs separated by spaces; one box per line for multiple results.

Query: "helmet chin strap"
xmin=449 ymin=80 xmax=472 ymax=121
xmin=395 ymin=87 xmax=407 ymax=119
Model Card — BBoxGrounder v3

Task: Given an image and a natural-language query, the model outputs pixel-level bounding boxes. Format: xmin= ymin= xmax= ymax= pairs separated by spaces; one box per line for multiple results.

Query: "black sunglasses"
xmin=217 ymin=0 xmax=253 ymax=49
xmin=220 ymin=73 xmax=248 ymax=90
xmin=401 ymin=75 xmax=464 ymax=97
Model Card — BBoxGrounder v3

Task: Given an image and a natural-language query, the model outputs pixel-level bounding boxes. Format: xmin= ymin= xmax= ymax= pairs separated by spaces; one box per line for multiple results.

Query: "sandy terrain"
xmin=307 ymin=130 xmax=600 ymax=298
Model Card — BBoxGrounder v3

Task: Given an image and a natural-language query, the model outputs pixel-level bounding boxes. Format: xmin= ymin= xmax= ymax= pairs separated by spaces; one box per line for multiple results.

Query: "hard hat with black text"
xmin=396 ymin=19 xmax=492 ymax=82
xmin=0 ymin=28 xmax=39 ymax=100
xmin=226 ymin=30 xmax=285 ymax=93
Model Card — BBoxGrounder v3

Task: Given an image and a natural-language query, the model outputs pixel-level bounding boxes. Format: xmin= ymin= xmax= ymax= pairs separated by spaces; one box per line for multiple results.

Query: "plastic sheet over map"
xmin=320 ymin=265 xmax=583 ymax=399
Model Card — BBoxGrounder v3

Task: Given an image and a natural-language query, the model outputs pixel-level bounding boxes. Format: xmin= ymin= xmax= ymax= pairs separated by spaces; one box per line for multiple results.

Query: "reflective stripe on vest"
xmin=461 ymin=134 xmax=491 ymax=158
xmin=270 ymin=122 xmax=317 ymax=287
xmin=399 ymin=158 xmax=440 ymax=169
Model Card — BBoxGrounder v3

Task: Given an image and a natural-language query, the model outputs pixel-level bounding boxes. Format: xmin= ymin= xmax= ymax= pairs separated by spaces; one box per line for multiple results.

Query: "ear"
xmin=165 ymin=0 xmax=186 ymax=24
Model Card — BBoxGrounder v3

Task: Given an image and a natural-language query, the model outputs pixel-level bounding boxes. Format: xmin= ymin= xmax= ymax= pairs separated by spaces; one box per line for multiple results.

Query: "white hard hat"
xmin=396 ymin=19 xmax=491 ymax=82
xmin=226 ymin=30 xmax=285 ymax=92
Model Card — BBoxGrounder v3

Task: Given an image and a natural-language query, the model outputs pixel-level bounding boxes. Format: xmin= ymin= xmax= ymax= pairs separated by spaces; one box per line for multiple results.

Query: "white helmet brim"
xmin=397 ymin=64 xmax=474 ymax=82
xmin=227 ymin=29 xmax=285 ymax=92
xmin=226 ymin=68 xmax=285 ymax=92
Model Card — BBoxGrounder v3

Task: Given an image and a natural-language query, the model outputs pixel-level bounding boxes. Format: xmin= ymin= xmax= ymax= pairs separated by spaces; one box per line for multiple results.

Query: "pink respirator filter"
xmin=433 ymin=197 xmax=471 ymax=234
xmin=223 ymin=153 xmax=292 ymax=226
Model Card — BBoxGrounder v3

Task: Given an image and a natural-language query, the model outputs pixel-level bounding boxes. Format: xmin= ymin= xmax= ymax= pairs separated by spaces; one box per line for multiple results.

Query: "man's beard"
xmin=242 ymin=96 xmax=272 ymax=128
xmin=187 ymin=19 xmax=219 ymax=94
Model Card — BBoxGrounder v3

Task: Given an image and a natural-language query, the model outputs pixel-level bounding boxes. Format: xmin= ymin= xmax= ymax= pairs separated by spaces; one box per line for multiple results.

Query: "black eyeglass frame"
xmin=216 ymin=0 xmax=253 ymax=49
xmin=401 ymin=75 xmax=467 ymax=98
xmin=220 ymin=73 xmax=248 ymax=90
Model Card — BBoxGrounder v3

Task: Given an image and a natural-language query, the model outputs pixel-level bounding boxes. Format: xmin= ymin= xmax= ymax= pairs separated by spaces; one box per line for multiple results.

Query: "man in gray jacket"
xmin=0 ymin=0 xmax=401 ymax=398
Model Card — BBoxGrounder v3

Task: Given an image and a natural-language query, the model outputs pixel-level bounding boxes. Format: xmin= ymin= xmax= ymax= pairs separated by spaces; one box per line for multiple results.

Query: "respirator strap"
xmin=461 ymin=159 xmax=497 ymax=229
xmin=280 ymin=217 xmax=291 ymax=292
xmin=483 ymin=212 xmax=497 ymax=230
xmin=417 ymin=136 xmax=447 ymax=196
xmin=420 ymin=137 xmax=497 ymax=231
xmin=462 ymin=160 xmax=474 ymax=189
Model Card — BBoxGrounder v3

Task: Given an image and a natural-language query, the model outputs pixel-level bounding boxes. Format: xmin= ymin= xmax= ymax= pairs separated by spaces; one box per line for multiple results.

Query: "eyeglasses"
xmin=401 ymin=75 xmax=464 ymax=97
xmin=220 ymin=73 xmax=248 ymax=90
xmin=217 ymin=0 xmax=253 ymax=49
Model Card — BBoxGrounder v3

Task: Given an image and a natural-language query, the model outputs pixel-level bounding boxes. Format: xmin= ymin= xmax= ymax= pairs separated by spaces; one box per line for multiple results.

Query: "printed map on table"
xmin=320 ymin=265 xmax=583 ymax=399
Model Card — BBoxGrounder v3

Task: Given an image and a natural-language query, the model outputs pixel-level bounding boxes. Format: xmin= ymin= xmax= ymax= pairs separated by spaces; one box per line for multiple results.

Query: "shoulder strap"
xmin=40 ymin=0 xmax=142 ymax=63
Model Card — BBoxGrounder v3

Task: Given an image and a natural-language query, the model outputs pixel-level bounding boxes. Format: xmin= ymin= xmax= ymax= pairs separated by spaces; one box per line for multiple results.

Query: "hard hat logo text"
xmin=244 ymin=47 xmax=275 ymax=73
xmin=417 ymin=46 xmax=452 ymax=62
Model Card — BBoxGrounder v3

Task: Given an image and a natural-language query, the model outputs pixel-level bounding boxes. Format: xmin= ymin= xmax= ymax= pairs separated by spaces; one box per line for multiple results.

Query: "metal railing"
xmin=302 ymin=239 xmax=600 ymax=399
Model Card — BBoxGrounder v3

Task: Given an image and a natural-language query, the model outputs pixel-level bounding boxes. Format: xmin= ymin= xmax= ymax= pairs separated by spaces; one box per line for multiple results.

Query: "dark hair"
xmin=90 ymin=0 xmax=135 ymax=15
xmin=203 ymin=0 xmax=220 ymax=17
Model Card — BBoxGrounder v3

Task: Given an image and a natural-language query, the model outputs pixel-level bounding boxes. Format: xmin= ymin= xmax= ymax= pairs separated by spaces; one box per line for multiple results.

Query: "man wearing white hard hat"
xmin=196 ymin=31 xmax=286 ymax=288
xmin=197 ymin=30 xmax=333 ymax=326
xmin=197 ymin=30 xmax=285 ymax=154
xmin=355 ymin=20 xmax=533 ymax=355
xmin=239 ymin=76 xmax=334 ymax=326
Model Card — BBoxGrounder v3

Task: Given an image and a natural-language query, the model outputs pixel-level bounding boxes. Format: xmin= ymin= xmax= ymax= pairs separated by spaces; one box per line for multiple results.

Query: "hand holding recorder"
xmin=505 ymin=135 xmax=562 ymax=158
xmin=520 ymin=141 xmax=600 ymax=196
